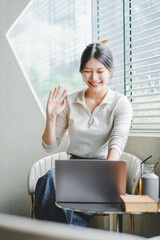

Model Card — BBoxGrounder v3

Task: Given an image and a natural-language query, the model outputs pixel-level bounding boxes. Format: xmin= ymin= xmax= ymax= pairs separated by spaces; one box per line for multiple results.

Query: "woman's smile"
xmin=88 ymin=81 xmax=102 ymax=87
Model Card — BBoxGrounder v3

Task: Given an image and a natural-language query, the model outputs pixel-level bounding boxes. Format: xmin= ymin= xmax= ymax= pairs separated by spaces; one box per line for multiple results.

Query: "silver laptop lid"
xmin=55 ymin=160 xmax=126 ymax=203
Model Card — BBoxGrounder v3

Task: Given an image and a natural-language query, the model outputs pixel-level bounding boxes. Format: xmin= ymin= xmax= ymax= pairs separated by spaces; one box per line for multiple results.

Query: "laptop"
xmin=55 ymin=159 xmax=126 ymax=204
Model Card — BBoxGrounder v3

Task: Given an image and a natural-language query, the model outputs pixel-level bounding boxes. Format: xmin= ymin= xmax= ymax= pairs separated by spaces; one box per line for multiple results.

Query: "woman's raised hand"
xmin=46 ymin=86 xmax=67 ymax=120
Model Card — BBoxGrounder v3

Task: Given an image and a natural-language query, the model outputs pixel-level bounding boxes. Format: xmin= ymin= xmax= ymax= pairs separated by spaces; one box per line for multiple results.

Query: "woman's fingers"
xmin=61 ymin=98 xmax=66 ymax=106
xmin=52 ymin=87 xmax=58 ymax=100
xmin=55 ymin=86 xmax=61 ymax=99
xmin=47 ymin=90 xmax=53 ymax=103
xmin=60 ymin=89 xmax=67 ymax=101
xmin=48 ymin=86 xmax=67 ymax=104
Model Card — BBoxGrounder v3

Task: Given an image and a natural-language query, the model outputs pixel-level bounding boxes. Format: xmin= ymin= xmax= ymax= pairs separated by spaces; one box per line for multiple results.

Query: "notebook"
xmin=55 ymin=159 xmax=126 ymax=204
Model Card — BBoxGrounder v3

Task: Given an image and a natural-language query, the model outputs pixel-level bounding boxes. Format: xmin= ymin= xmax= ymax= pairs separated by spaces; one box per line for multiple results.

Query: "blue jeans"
xmin=35 ymin=155 xmax=96 ymax=226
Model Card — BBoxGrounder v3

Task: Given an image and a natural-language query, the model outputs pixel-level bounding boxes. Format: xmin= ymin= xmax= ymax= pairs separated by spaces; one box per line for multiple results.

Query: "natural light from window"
xmin=6 ymin=0 xmax=92 ymax=115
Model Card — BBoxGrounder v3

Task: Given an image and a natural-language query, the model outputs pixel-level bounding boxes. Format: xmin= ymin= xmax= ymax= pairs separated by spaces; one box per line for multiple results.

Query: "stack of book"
xmin=120 ymin=195 xmax=159 ymax=213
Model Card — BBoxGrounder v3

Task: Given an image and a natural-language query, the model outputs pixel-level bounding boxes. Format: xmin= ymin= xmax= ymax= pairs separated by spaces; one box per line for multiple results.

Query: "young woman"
xmin=35 ymin=42 xmax=133 ymax=226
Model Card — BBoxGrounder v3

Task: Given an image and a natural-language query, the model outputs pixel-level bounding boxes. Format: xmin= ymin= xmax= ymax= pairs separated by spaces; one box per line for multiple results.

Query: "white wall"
xmin=0 ymin=0 xmax=68 ymax=217
xmin=0 ymin=0 xmax=42 ymax=216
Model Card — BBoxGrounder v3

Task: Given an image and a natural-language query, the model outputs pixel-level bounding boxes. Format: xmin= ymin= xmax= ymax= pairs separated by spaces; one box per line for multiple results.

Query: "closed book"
xmin=120 ymin=195 xmax=159 ymax=213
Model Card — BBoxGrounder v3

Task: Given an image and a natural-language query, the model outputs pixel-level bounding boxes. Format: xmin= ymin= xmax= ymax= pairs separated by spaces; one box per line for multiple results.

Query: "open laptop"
xmin=55 ymin=159 xmax=126 ymax=204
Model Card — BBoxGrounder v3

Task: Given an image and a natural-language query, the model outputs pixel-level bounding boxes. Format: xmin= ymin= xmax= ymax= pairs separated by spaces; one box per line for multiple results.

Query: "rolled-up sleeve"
xmin=108 ymin=96 xmax=133 ymax=156
xmin=42 ymin=139 xmax=58 ymax=152
xmin=42 ymin=99 xmax=69 ymax=152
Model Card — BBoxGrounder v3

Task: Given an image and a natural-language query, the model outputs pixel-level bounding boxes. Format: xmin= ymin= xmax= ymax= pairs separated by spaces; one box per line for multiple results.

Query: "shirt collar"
xmin=100 ymin=87 xmax=114 ymax=105
xmin=73 ymin=87 xmax=114 ymax=105
xmin=73 ymin=88 xmax=86 ymax=105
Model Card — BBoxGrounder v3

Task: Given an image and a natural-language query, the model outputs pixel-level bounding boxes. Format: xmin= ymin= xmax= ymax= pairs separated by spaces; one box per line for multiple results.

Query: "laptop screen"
xmin=55 ymin=160 xmax=126 ymax=203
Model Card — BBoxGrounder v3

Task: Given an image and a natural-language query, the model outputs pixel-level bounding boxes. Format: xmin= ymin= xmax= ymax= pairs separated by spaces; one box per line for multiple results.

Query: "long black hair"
xmin=79 ymin=43 xmax=114 ymax=73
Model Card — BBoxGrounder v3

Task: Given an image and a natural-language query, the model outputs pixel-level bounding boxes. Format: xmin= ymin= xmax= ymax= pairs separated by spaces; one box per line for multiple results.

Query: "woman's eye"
xmin=97 ymin=71 xmax=104 ymax=74
xmin=84 ymin=71 xmax=91 ymax=73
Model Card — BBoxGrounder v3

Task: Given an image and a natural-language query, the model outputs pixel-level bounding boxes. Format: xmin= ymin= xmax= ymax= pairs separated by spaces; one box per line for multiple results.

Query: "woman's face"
xmin=82 ymin=58 xmax=111 ymax=92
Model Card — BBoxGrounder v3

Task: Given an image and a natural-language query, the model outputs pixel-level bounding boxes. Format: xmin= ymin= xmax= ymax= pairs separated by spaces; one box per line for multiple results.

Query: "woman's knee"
xmin=36 ymin=168 xmax=55 ymax=189
xmin=45 ymin=168 xmax=55 ymax=179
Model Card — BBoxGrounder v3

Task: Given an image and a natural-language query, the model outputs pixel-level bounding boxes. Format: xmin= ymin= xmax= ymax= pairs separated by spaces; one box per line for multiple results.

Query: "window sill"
xmin=129 ymin=132 xmax=160 ymax=138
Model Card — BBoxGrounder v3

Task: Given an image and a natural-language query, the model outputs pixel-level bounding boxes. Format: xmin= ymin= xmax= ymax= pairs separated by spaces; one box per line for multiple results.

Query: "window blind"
xmin=125 ymin=0 xmax=160 ymax=132
xmin=6 ymin=0 xmax=92 ymax=113
xmin=92 ymin=0 xmax=160 ymax=133
xmin=92 ymin=0 xmax=124 ymax=95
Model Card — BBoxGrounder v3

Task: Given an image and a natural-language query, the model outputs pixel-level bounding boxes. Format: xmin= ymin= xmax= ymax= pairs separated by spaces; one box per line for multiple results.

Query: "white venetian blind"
xmin=125 ymin=0 xmax=160 ymax=133
xmin=6 ymin=0 xmax=92 ymax=113
xmin=92 ymin=0 xmax=160 ymax=133
xmin=92 ymin=0 xmax=125 ymax=95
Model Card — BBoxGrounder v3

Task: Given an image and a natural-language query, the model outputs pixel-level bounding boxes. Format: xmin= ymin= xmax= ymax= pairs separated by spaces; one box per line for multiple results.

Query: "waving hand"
xmin=46 ymin=86 xmax=67 ymax=120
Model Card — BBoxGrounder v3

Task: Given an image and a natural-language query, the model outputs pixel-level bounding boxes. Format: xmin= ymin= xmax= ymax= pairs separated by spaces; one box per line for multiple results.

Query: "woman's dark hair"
xmin=79 ymin=43 xmax=114 ymax=73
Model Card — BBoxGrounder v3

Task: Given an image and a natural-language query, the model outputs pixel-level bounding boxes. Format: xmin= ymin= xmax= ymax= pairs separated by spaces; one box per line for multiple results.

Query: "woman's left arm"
xmin=107 ymin=148 xmax=120 ymax=161
xmin=107 ymin=96 xmax=133 ymax=161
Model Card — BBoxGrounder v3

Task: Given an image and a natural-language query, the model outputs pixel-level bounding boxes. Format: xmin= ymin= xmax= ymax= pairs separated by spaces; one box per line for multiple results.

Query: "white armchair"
xmin=28 ymin=152 xmax=142 ymax=233
xmin=28 ymin=152 xmax=70 ymax=218
xmin=120 ymin=152 xmax=141 ymax=195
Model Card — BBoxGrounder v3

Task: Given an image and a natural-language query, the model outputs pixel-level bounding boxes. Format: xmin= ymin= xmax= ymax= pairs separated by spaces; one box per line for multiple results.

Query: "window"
xmin=6 ymin=0 xmax=92 ymax=114
xmin=92 ymin=0 xmax=124 ymax=95
xmin=92 ymin=0 xmax=160 ymax=133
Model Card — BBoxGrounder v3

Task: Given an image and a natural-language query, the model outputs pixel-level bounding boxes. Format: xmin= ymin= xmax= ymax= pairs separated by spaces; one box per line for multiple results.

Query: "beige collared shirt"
xmin=42 ymin=87 xmax=133 ymax=159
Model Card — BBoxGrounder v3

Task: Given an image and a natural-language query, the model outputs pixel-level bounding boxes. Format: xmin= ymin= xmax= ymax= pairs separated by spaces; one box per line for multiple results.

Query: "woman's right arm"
xmin=42 ymin=86 xmax=67 ymax=146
